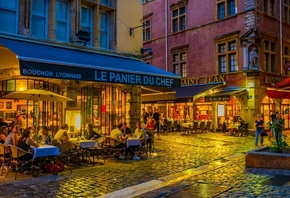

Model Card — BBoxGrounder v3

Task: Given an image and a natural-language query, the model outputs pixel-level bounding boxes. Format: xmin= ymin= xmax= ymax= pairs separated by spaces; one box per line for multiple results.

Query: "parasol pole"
xmin=35 ymin=98 xmax=40 ymax=145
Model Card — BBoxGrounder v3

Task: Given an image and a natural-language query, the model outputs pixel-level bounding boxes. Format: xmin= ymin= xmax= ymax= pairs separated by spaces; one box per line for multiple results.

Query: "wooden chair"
xmin=198 ymin=122 xmax=205 ymax=133
xmin=238 ymin=123 xmax=249 ymax=136
xmin=105 ymin=137 xmax=125 ymax=160
xmin=189 ymin=122 xmax=199 ymax=134
xmin=203 ymin=122 xmax=212 ymax=133
xmin=0 ymin=143 xmax=10 ymax=176
xmin=173 ymin=121 xmax=180 ymax=131
xmin=5 ymin=145 xmax=34 ymax=180
xmin=146 ymin=129 xmax=155 ymax=153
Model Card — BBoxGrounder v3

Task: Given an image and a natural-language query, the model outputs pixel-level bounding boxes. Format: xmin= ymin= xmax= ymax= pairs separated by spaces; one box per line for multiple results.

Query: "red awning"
xmin=267 ymin=88 xmax=290 ymax=99
xmin=273 ymin=78 xmax=290 ymax=89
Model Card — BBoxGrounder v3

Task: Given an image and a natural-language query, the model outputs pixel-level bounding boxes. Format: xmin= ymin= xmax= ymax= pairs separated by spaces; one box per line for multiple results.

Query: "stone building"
xmin=0 ymin=0 xmax=179 ymax=135
xmin=142 ymin=0 xmax=290 ymax=131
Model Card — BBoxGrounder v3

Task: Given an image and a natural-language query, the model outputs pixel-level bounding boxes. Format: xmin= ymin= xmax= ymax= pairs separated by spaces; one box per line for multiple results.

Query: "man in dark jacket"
xmin=153 ymin=109 xmax=160 ymax=136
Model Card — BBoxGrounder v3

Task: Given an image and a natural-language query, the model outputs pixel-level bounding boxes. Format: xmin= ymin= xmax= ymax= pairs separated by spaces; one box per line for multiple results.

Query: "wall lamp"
xmin=130 ymin=24 xmax=144 ymax=36
xmin=73 ymin=30 xmax=91 ymax=46
xmin=141 ymin=48 xmax=153 ymax=57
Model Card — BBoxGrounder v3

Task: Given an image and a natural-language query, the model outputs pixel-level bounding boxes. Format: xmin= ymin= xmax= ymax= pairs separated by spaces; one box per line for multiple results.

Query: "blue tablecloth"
xmin=31 ymin=145 xmax=60 ymax=159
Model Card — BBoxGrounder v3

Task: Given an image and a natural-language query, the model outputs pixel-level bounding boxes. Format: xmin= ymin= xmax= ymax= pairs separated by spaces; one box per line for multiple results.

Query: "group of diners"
xmin=0 ymin=122 xmax=103 ymax=170
xmin=110 ymin=122 xmax=152 ymax=160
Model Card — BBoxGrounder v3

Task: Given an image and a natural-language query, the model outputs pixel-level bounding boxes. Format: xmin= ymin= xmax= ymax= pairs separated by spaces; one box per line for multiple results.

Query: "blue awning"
xmin=204 ymin=88 xmax=247 ymax=102
xmin=173 ymin=83 xmax=223 ymax=98
xmin=0 ymin=37 xmax=181 ymax=88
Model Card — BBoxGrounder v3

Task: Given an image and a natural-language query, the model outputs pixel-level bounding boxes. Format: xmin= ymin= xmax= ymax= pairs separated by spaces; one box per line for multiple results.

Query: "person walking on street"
xmin=255 ymin=114 xmax=264 ymax=147
xmin=153 ymin=109 xmax=160 ymax=136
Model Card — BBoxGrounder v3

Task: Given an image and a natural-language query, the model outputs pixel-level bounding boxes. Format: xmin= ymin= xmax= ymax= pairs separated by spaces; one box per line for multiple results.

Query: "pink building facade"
xmin=142 ymin=0 xmax=290 ymax=131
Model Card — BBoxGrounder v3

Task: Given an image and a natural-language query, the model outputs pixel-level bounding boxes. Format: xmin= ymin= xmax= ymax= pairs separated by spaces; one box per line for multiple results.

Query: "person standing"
xmin=274 ymin=113 xmax=285 ymax=147
xmin=255 ymin=114 xmax=264 ymax=147
xmin=270 ymin=111 xmax=277 ymax=138
xmin=141 ymin=108 xmax=149 ymax=125
xmin=153 ymin=109 xmax=160 ymax=136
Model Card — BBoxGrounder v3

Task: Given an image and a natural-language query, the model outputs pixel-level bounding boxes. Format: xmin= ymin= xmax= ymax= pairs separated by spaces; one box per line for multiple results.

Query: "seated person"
xmin=0 ymin=126 xmax=8 ymax=144
xmin=222 ymin=117 xmax=230 ymax=134
xmin=134 ymin=122 xmax=149 ymax=144
xmin=85 ymin=123 xmax=101 ymax=140
xmin=40 ymin=126 xmax=52 ymax=145
xmin=4 ymin=125 xmax=19 ymax=146
xmin=53 ymin=124 xmax=70 ymax=144
xmin=29 ymin=126 xmax=41 ymax=143
xmin=121 ymin=122 xmax=132 ymax=136
xmin=110 ymin=123 xmax=140 ymax=160
xmin=238 ymin=117 xmax=245 ymax=130
xmin=17 ymin=129 xmax=39 ymax=168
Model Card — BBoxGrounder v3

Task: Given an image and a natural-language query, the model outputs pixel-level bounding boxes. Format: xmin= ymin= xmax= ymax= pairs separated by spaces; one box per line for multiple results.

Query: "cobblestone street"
xmin=1 ymin=132 xmax=290 ymax=197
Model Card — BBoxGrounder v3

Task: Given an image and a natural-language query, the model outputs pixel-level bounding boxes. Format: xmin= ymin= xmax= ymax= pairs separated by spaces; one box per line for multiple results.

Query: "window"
xmin=143 ymin=20 xmax=151 ymax=42
xmin=217 ymin=0 xmax=236 ymax=20
xmin=284 ymin=0 xmax=290 ymax=22
xmin=264 ymin=0 xmax=274 ymax=16
xmin=217 ymin=40 xmax=238 ymax=73
xmin=0 ymin=0 xmax=18 ymax=34
xmin=100 ymin=0 xmax=110 ymax=6
xmin=31 ymin=0 xmax=49 ymax=38
xmin=172 ymin=6 xmax=186 ymax=33
xmin=81 ymin=6 xmax=93 ymax=45
xmin=142 ymin=0 xmax=152 ymax=4
xmin=172 ymin=51 xmax=187 ymax=77
xmin=55 ymin=0 xmax=70 ymax=42
xmin=284 ymin=45 xmax=290 ymax=74
xmin=264 ymin=40 xmax=276 ymax=72
xmin=99 ymin=10 xmax=110 ymax=49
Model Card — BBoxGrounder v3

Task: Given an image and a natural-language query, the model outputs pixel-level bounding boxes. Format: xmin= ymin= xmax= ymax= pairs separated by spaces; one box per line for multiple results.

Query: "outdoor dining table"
xmin=31 ymin=145 xmax=60 ymax=160
xmin=180 ymin=122 xmax=194 ymax=129
xmin=126 ymin=138 xmax=142 ymax=148
xmin=70 ymin=138 xmax=98 ymax=148
xmin=70 ymin=138 xmax=98 ymax=164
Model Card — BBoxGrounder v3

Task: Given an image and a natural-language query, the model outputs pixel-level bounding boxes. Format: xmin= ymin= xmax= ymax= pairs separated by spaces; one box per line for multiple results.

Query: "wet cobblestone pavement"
xmin=0 ymin=132 xmax=289 ymax=197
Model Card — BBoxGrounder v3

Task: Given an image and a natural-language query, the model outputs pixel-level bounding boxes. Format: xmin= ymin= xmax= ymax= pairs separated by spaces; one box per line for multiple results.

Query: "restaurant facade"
xmin=142 ymin=0 xmax=290 ymax=131
xmin=0 ymin=0 xmax=180 ymax=135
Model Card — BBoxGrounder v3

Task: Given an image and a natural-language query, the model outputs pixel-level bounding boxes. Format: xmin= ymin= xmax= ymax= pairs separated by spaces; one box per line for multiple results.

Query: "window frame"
xmin=55 ymin=0 xmax=70 ymax=42
xmin=264 ymin=40 xmax=276 ymax=73
xmin=171 ymin=5 xmax=186 ymax=33
xmin=142 ymin=19 xmax=151 ymax=42
xmin=172 ymin=51 xmax=187 ymax=77
xmin=80 ymin=5 xmax=93 ymax=46
xmin=30 ymin=0 xmax=49 ymax=38
xmin=216 ymin=0 xmax=236 ymax=20
xmin=0 ymin=0 xmax=19 ymax=34
xmin=284 ymin=0 xmax=290 ymax=23
xmin=216 ymin=39 xmax=238 ymax=73
xmin=99 ymin=9 xmax=111 ymax=49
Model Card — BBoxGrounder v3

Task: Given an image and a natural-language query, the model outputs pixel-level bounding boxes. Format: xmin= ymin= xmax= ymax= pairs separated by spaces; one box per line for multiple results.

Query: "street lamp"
xmin=140 ymin=48 xmax=153 ymax=57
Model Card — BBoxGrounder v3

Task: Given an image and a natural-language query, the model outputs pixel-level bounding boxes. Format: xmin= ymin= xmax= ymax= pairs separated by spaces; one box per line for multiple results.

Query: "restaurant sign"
xmin=20 ymin=61 xmax=180 ymax=88
xmin=204 ymin=95 xmax=230 ymax=102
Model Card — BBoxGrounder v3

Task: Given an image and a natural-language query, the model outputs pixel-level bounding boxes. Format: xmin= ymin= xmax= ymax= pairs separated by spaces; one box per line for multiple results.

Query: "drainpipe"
xmin=165 ymin=0 xmax=168 ymax=71
xmin=280 ymin=0 xmax=283 ymax=75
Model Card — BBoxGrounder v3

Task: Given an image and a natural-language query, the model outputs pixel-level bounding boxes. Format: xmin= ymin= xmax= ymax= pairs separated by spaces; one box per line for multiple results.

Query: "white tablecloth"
xmin=31 ymin=145 xmax=60 ymax=159
xmin=126 ymin=138 xmax=142 ymax=148
xmin=70 ymin=138 xmax=97 ymax=148
xmin=180 ymin=123 xmax=194 ymax=128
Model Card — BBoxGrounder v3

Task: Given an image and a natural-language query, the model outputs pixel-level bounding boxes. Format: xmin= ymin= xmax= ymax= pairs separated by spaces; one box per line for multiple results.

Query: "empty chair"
xmin=173 ymin=121 xmax=180 ymax=131
xmin=239 ymin=123 xmax=249 ymax=136
xmin=0 ymin=143 xmax=10 ymax=176
xmin=198 ymin=122 xmax=205 ymax=133
xmin=203 ymin=122 xmax=212 ymax=133
xmin=189 ymin=122 xmax=199 ymax=134
xmin=5 ymin=145 xmax=35 ymax=180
